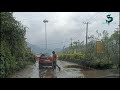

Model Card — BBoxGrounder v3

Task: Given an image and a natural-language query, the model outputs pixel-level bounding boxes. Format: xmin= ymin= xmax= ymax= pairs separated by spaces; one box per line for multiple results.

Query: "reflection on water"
xmin=39 ymin=65 xmax=119 ymax=78
xmin=39 ymin=67 xmax=84 ymax=78
xmin=10 ymin=60 xmax=119 ymax=78
xmin=39 ymin=68 xmax=57 ymax=78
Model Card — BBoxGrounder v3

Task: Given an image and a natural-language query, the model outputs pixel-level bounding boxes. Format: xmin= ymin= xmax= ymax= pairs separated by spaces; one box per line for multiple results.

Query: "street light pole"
xmin=43 ymin=19 xmax=48 ymax=52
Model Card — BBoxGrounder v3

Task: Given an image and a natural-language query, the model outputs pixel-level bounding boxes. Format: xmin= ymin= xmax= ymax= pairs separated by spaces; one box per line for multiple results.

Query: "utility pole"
xmin=43 ymin=19 xmax=48 ymax=52
xmin=77 ymin=40 xmax=79 ymax=53
xmin=77 ymin=40 xmax=80 ymax=53
xmin=70 ymin=38 xmax=73 ymax=47
xmin=63 ymin=46 xmax=65 ymax=53
xmin=119 ymin=12 xmax=120 ymax=34
xmin=70 ymin=38 xmax=73 ymax=53
xmin=116 ymin=12 xmax=120 ymax=44
xmin=118 ymin=12 xmax=120 ymax=68
xmin=74 ymin=41 xmax=78 ymax=53
xmin=75 ymin=42 xmax=77 ymax=52
xmin=83 ymin=22 xmax=90 ymax=53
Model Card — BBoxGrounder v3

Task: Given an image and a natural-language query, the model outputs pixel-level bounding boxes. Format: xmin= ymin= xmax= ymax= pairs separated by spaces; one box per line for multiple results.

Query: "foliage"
xmin=0 ymin=12 xmax=35 ymax=78
xmin=60 ymin=30 xmax=119 ymax=69
xmin=59 ymin=53 xmax=85 ymax=63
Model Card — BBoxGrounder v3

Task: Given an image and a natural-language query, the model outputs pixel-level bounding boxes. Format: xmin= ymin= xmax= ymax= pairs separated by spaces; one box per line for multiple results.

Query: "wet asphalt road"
xmin=10 ymin=60 xmax=119 ymax=78
xmin=10 ymin=60 xmax=84 ymax=78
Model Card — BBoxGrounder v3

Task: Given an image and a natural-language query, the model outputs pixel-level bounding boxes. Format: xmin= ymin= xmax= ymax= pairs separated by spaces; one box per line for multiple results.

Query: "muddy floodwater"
xmin=10 ymin=60 xmax=119 ymax=78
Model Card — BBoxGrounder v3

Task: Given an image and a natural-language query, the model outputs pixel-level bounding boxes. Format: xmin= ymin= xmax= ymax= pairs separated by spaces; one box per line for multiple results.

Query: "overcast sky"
xmin=13 ymin=12 xmax=119 ymax=49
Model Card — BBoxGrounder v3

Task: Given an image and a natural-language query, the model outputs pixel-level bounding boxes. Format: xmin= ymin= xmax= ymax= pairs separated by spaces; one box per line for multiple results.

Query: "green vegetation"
xmin=59 ymin=30 xmax=119 ymax=70
xmin=0 ymin=12 xmax=35 ymax=78
xmin=59 ymin=53 xmax=85 ymax=63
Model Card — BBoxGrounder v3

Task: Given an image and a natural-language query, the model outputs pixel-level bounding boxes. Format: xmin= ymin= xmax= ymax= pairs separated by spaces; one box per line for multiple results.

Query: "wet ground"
xmin=10 ymin=60 xmax=119 ymax=78
xmin=81 ymin=70 xmax=119 ymax=78
xmin=10 ymin=61 xmax=39 ymax=78
xmin=10 ymin=60 xmax=84 ymax=78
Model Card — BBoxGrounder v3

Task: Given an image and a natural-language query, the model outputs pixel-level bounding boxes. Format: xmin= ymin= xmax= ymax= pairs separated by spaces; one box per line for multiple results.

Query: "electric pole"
xmin=83 ymin=22 xmax=90 ymax=53
xmin=118 ymin=12 xmax=120 ymax=68
xmin=70 ymin=38 xmax=72 ymax=47
xmin=63 ymin=46 xmax=65 ymax=53
xmin=78 ymin=40 xmax=80 ymax=53
xmin=119 ymin=12 xmax=120 ymax=34
xmin=70 ymin=38 xmax=73 ymax=53
xmin=116 ymin=12 xmax=120 ymax=44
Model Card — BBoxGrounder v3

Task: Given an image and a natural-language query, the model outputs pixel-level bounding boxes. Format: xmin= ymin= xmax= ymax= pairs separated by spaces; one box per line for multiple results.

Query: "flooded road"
xmin=10 ymin=60 xmax=119 ymax=78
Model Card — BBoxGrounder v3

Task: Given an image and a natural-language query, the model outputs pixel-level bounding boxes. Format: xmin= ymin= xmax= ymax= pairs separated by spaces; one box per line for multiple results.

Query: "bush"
xmin=0 ymin=12 xmax=36 ymax=78
xmin=59 ymin=53 xmax=113 ymax=69
xmin=59 ymin=53 xmax=85 ymax=63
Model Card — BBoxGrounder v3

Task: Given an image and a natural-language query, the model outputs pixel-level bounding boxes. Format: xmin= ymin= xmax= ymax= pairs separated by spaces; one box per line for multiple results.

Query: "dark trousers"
xmin=53 ymin=61 xmax=60 ymax=70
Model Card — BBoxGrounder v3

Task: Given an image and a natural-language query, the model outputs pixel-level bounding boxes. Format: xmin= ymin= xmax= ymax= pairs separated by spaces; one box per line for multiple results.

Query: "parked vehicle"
xmin=39 ymin=53 xmax=53 ymax=69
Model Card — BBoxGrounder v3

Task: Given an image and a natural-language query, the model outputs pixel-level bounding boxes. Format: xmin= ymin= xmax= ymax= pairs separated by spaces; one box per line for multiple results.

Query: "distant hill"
xmin=27 ymin=42 xmax=56 ymax=54
xmin=54 ymin=48 xmax=62 ymax=53
xmin=27 ymin=42 xmax=41 ymax=54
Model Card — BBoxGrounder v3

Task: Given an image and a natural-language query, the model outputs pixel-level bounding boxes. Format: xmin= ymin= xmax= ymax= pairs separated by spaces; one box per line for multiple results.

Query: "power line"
xmin=30 ymin=12 xmax=119 ymax=49
xmin=60 ymin=12 xmax=119 ymax=49
xmin=50 ymin=12 xmax=118 ymax=46
xmin=32 ymin=13 xmax=108 ymax=47
xmin=59 ymin=13 xmax=101 ymax=41
xmin=70 ymin=12 xmax=107 ymax=41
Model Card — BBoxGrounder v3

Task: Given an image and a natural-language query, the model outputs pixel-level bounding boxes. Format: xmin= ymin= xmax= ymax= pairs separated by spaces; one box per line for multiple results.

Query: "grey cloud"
xmin=13 ymin=12 xmax=119 ymax=50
